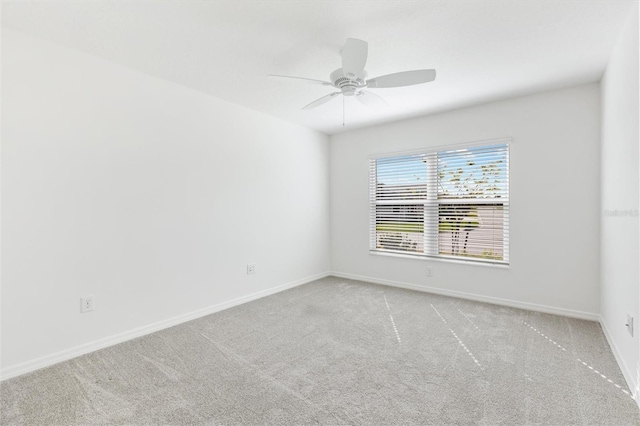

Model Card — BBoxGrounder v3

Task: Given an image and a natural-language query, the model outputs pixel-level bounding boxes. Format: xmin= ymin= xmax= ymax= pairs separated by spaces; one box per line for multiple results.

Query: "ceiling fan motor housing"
xmin=330 ymin=68 xmax=366 ymax=96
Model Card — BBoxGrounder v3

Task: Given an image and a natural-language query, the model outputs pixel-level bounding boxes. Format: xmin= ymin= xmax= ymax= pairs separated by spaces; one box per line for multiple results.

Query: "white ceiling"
xmin=2 ymin=1 xmax=636 ymax=135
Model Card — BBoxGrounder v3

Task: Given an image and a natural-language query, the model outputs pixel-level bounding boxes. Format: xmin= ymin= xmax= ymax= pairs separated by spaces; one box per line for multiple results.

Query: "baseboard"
xmin=330 ymin=271 xmax=600 ymax=321
xmin=0 ymin=271 xmax=331 ymax=381
xmin=599 ymin=316 xmax=639 ymax=405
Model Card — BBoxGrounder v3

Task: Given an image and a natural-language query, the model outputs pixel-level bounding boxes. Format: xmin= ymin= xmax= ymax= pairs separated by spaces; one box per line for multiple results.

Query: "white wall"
xmin=600 ymin=4 xmax=639 ymax=398
xmin=331 ymin=84 xmax=601 ymax=318
xmin=0 ymin=29 xmax=330 ymax=377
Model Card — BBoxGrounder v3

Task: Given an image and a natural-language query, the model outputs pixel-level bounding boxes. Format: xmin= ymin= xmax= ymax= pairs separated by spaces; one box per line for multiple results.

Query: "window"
xmin=369 ymin=140 xmax=509 ymax=264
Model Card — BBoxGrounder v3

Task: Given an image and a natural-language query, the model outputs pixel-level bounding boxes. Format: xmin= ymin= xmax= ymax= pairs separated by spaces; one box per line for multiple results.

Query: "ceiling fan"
xmin=269 ymin=38 xmax=436 ymax=110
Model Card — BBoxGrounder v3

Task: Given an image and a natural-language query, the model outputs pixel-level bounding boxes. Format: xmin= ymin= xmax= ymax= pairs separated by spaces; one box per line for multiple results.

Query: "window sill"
xmin=369 ymin=250 xmax=510 ymax=269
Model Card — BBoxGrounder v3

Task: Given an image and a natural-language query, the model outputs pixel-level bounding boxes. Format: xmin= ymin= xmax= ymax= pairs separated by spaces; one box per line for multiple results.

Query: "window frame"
xmin=369 ymin=138 xmax=510 ymax=266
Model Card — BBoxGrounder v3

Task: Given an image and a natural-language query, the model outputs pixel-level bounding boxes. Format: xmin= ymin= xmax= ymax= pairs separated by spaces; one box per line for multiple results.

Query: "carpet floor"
xmin=1 ymin=276 xmax=639 ymax=425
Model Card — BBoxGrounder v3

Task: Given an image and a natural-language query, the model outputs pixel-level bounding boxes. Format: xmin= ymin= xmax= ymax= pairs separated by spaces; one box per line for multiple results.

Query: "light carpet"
xmin=1 ymin=276 xmax=638 ymax=425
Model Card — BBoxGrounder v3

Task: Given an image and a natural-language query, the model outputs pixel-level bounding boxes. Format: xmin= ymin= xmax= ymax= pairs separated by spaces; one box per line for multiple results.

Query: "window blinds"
xmin=369 ymin=141 xmax=509 ymax=264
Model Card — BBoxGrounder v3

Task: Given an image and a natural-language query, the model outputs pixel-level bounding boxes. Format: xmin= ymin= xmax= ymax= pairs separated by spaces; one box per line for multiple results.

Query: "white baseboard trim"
xmin=330 ymin=271 xmax=600 ymax=321
xmin=0 ymin=271 xmax=330 ymax=382
xmin=599 ymin=316 xmax=639 ymax=405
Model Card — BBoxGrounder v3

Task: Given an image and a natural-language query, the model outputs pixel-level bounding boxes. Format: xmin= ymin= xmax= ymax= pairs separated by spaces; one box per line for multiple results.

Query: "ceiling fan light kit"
xmin=269 ymin=38 xmax=436 ymax=116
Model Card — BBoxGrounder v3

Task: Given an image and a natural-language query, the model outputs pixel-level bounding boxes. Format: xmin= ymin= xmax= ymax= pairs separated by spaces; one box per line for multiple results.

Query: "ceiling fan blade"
xmin=367 ymin=69 xmax=436 ymax=88
xmin=342 ymin=38 xmax=368 ymax=79
xmin=268 ymin=74 xmax=333 ymax=86
xmin=302 ymin=92 xmax=341 ymax=110
xmin=356 ymin=90 xmax=388 ymax=108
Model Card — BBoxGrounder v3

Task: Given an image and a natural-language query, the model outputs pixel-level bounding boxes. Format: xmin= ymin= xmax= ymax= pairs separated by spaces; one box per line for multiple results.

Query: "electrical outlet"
xmin=626 ymin=314 xmax=634 ymax=337
xmin=247 ymin=264 xmax=256 ymax=275
xmin=427 ymin=267 xmax=433 ymax=277
xmin=81 ymin=296 xmax=94 ymax=313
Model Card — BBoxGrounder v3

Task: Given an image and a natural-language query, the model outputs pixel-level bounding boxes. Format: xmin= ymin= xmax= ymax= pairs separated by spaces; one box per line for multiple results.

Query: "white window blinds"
xmin=369 ymin=140 xmax=509 ymax=264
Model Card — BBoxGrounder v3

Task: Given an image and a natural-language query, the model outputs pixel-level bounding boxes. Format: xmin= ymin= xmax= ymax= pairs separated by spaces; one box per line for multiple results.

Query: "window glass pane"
xmin=438 ymin=203 xmax=505 ymax=260
xmin=376 ymin=155 xmax=428 ymax=201
xmin=438 ymin=145 xmax=508 ymax=200
xmin=375 ymin=204 xmax=424 ymax=253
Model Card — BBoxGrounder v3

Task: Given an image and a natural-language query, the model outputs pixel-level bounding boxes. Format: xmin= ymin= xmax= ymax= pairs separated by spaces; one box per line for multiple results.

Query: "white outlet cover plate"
xmin=81 ymin=296 xmax=94 ymax=313
xmin=247 ymin=264 xmax=256 ymax=275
